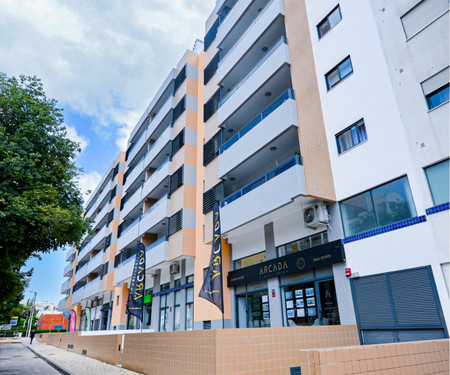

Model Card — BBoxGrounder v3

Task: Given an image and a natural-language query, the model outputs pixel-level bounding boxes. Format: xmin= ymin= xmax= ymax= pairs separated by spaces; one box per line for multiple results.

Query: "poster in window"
xmin=285 ymin=291 xmax=293 ymax=300
xmin=286 ymin=300 xmax=294 ymax=309
xmin=261 ymin=295 xmax=268 ymax=303
xmin=262 ymin=303 xmax=269 ymax=311
xmin=287 ymin=309 xmax=295 ymax=318
xmin=305 ymin=288 xmax=314 ymax=297
xmin=308 ymin=307 xmax=317 ymax=316
xmin=296 ymin=299 xmax=304 ymax=308
xmin=295 ymin=289 xmax=303 ymax=298
xmin=297 ymin=308 xmax=305 ymax=318
xmin=307 ymin=297 xmax=315 ymax=306
xmin=263 ymin=312 xmax=270 ymax=320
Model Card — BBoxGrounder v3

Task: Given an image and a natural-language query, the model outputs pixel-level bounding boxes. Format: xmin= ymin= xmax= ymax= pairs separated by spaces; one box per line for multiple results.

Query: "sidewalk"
xmin=19 ymin=338 xmax=142 ymax=375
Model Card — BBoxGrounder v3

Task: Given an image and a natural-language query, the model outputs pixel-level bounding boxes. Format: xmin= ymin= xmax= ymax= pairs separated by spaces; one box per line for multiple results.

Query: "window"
xmin=336 ymin=119 xmax=367 ymax=154
xmin=426 ymin=84 xmax=449 ymax=110
xmin=159 ymin=283 xmax=170 ymax=332
xmin=317 ymin=5 xmax=342 ymax=38
xmin=278 ymin=232 xmax=328 ymax=257
xmin=186 ymin=275 xmax=194 ymax=331
xmin=421 ymin=67 xmax=449 ymax=110
xmin=325 ymin=56 xmax=353 ymax=90
xmin=425 ymin=159 xmax=449 ymax=206
xmin=341 ymin=176 xmax=417 ymax=236
xmin=234 ymin=252 xmax=266 ymax=270
xmin=173 ymin=281 xmax=181 ymax=331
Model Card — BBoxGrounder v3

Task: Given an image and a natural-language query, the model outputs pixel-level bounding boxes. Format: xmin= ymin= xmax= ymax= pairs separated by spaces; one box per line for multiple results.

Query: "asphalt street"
xmin=0 ymin=343 xmax=61 ymax=374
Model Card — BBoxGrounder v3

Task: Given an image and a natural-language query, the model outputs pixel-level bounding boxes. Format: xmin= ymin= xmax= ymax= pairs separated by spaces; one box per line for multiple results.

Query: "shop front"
xmin=228 ymin=240 xmax=345 ymax=328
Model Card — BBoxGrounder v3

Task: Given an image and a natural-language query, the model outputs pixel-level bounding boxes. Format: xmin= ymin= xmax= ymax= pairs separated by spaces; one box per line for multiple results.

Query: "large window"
xmin=325 ymin=56 xmax=353 ymax=90
xmin=278 ymin=232 xmax=328 ymax=257
xmin=425 ymin=159 xmax=449 ymax=206
xmin=159 ymin=283 xmax=170 ymax=332
xmin=185 ymin=275 xmax=194 ymax=331
xmin=341 ymin=176 xmax=417 ymax=236
xmin=336 ymin=119 xmax=367 ymax=154
xmin=422 ymin=68 xmax=449 ymax=110
xmin=317 ymin=5 xmax=342 ymax=39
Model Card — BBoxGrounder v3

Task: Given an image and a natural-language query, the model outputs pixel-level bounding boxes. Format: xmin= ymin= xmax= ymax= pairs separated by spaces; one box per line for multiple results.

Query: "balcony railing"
xmin=218 ymin=0 xmax=275 ymax=64
xmin=117 ymin=236 xmax=169 ymax=269
xmin=220 ymin=88 xmax=294 ymax=153
xmin=220 ymin=35 xmax=287 ymax=107
xmin=221 ymin=154 xmax=302 ymax=207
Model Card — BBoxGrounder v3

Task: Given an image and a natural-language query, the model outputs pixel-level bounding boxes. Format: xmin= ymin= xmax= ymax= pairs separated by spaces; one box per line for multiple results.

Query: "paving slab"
xmin=19 ymin=338 xmax=142 ymax=375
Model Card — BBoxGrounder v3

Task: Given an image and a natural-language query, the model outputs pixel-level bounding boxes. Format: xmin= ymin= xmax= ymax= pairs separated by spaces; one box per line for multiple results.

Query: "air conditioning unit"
xmin=169 ymin=263 xmax=180 ymax=275
xmin=303 ymin=203 xmax=329 ymax=228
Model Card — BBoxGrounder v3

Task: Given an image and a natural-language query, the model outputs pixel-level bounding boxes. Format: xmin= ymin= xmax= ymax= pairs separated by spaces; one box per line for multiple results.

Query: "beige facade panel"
xmin=283 ymin=0 xmax=336 ymax=201
xmin=185 ymin=110 xmax=198 ymax=130
xmin=205 ymin=73 xmax=218 ymax=102
xmin=204 ymin=158 xmax=221 ymax=191
xmin=170 ymin=187 xmax=184 ymax=216
xmin=204 ymin=111 xmax=219 ymax=142
xmin=110 ymin=284 xmax=128 ymax=327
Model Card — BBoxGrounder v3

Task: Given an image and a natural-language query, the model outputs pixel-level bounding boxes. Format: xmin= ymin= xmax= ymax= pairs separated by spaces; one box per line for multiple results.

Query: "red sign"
xmin=345 ymin=268 xmax=352 ymax=277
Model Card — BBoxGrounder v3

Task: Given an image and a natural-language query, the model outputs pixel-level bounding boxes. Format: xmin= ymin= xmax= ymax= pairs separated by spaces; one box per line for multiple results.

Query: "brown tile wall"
xmin=47 ymin=332 xmax=122 ymax=365
xmin=297 ymin=339 xmax=450 ymax=375
xmin=121 ymin=325 xmax=359 ymax=375
xmin=36 ymin=332 xmax=49 ymax=343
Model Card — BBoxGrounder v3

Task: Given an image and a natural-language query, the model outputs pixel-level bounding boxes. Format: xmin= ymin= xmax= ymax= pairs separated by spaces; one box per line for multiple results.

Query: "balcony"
xmin=139 ymin=195 xmax=170 ymax=236
xmin=63 ymin=263 xmax=73 ymax=278
xmin=217 ymin=39 xmax=290 ymax=126
xmin=117 ymin=216 xmax=141 ymax=252
xmin=147 ymin=95 xmax=174 ymax=140
xmin=92 ymin=202 xmax=109 ymax=230
xmin=65 ymin=246 xmax=76 ymax=262
xmin=78 ymin=224 xmax=107 ymax=261
xmin=58 ymin=297 xmax=69 ymax=311
xmin=85 ymin=252 xmax=104 ymax=275
xmin=71 ymin=288 xmax=83 ymax=305
xmin=83 ymin=276 xmax=102 ymax=299
xmin=60 ymin=278 xmax=71 ymax=294
xmin=141 ymin=158 xmax=171 ymax=199
xmin=123 ymin=156 xmax=146 ymax=193
xmin=126 ymin=128 xmax=147 ymax=165
xmin=74 ymin=262 xmax=88 ymax=284
xmin=144 ymin=125 xmax=173 ymax=169
xmin=114 ymin=237 xmax=169 ymax=285
xmin=216 ymin=0 xmax=253 ymax=47
xmin=121 ymin=187 xmax=143 ymax=220
xmin=218 ymin=89 xmax=297 ymax=177
xmin=217 ymin=0 xmax=285 ymax=83
xmin=220 ymin=155 xmax=306 ymax=232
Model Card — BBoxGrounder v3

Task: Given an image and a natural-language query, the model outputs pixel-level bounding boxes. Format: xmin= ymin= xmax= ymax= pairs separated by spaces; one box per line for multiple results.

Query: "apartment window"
xmin=317 ymin=5 xmax=342 ymax=38
xmin=186 ymin=275 xmax=194 ymax=331
xmin=204 ymin=90 xmax=220 ymax=122
xmin=340 ymin=176 xmax=417 ymax=236
xmin=325 ymin=56 xmax=353 ymax=90
xmin=425 ymin=159 xmax=449 ymax=206
xmin=278 ymin=232 xmax=328 ymax=257
xmin=426 ymin=84 xmax=449 ymax=110
xmin=234 ymin=252 xmax=266 ymax=270
xmin=336 ymin=119 xmax=367 ymax=154
xmin=204 ymin=52 xmax=220 ymax=85
xmin=204 ymin=18 xmax=220 ymax=51
xmin=159 ymin=283 xmax=170 ymax=332
xmin=422 ymin=68 xmax=449 ymax=110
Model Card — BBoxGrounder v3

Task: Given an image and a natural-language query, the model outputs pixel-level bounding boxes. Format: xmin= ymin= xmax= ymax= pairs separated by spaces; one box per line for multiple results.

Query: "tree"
xmin=0 ymin=73 xmax=89 ymax=303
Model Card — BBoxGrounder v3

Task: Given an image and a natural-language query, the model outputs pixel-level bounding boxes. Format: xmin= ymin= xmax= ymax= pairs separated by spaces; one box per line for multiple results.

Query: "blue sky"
xmin=0 ymin=0 xmax=214 ymax=304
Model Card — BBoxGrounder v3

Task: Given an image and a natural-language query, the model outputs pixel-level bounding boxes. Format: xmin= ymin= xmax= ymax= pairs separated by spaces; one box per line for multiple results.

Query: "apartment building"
xmin=61 ymin=0 xmax=449 ymax=344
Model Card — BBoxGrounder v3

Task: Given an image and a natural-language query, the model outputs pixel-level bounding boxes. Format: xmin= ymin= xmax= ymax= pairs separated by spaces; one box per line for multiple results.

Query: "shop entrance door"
xmin=236 ymin=290 xmax=270 ymax=328
xmin=318 ymin=280 xmax=340 ymax=325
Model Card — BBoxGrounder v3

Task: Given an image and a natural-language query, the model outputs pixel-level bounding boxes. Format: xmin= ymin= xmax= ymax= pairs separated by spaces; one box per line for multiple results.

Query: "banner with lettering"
xmin=199 ymin=202 xmax=224 ymax=313
xmin=69 ymin=310 xmax=76 ymax=332
xmin=126 ymin=242 xmax=146 ymax=322
xmin=85 ymin=307 xmax=91 ymax=331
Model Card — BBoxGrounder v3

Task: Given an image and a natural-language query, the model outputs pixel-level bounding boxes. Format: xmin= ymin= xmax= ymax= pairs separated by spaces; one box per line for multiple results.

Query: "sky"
xmin=0 ymin=0 xmax=214 ymax=304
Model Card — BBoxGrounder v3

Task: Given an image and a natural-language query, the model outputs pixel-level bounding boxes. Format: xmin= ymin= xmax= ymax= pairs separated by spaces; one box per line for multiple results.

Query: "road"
xmin=0 ymin=343 xmax=61 ymax=374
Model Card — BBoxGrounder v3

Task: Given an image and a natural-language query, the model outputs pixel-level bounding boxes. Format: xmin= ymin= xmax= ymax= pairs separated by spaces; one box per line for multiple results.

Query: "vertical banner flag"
xmin=127 ymin=242 xmax=146 ymax=322
xmin=69 ymin=310 xmax=76 ymax=332
xmin=199 ymin=202 xmax=224 ymax=312
xmin=85 ymin=307 xmax=91 ymax=331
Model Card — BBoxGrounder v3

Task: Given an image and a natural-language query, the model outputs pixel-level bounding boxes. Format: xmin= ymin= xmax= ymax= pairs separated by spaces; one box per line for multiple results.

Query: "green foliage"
xmin=0 ymin=72 xmax=89 ymax=303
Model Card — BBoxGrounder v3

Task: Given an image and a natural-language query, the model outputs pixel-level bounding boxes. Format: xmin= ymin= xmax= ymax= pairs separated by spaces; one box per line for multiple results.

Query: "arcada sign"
xmin=227 ymin=240 xmax=345 ymax=287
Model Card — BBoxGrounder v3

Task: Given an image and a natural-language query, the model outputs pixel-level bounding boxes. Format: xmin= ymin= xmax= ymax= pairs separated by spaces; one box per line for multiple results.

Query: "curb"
xmin=24 ymin=343 xmax=76 ymax=375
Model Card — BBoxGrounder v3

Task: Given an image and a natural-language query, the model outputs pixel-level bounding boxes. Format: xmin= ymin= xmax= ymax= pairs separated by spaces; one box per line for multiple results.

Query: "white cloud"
xmin=0 ymin=0 xmax=214 ymax=149
xmin=77 ymin=171 xmax=102 ymax=203
xmin=64 ymin=124 xmax=89 ymax=154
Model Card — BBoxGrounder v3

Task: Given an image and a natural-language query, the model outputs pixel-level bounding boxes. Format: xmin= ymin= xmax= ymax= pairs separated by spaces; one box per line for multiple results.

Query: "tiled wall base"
xmin=297 ymin=339 xmax=450 ymax=375
xmin=122 ymin=325 xmax=359 ymax=375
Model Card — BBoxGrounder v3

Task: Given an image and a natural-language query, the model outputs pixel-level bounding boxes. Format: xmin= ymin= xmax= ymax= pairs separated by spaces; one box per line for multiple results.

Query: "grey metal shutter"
xmin=353 ymin=274 xmax=396 ymax=328
xmin=389 ymin=267 xmax=442 ymax=327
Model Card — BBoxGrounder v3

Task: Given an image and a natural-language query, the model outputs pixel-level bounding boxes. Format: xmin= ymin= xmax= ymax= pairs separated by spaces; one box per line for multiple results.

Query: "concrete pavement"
xmin=3 ymin=338 xmax=142 ymax=375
